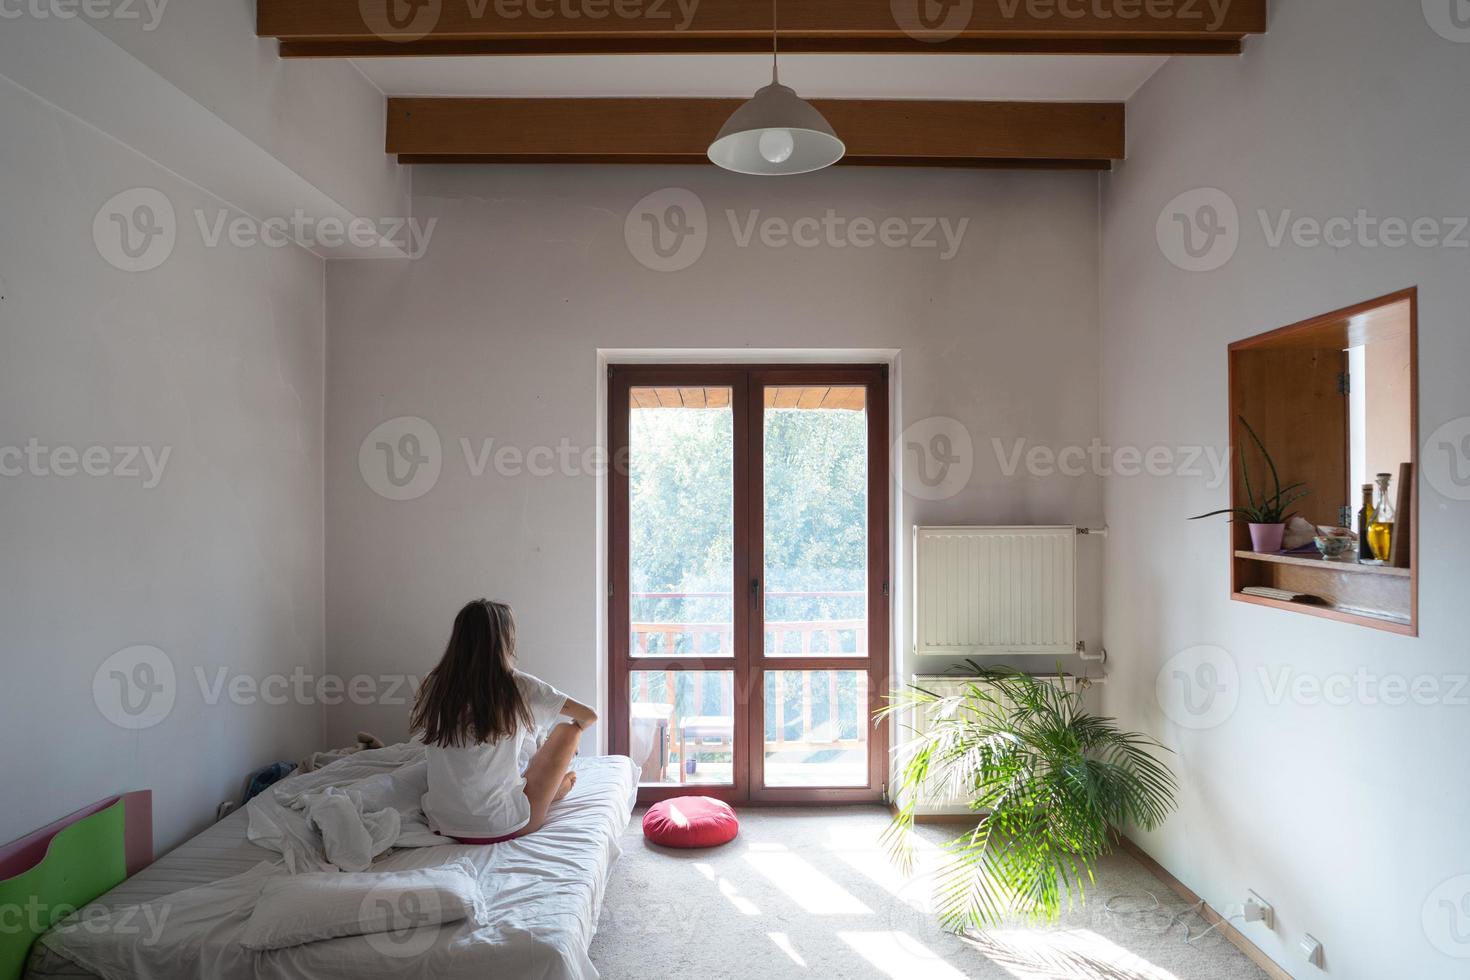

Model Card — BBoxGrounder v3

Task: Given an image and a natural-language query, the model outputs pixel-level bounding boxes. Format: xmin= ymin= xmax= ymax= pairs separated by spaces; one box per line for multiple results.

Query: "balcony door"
xmin=608 ymin=365 xmax=889 ymax=804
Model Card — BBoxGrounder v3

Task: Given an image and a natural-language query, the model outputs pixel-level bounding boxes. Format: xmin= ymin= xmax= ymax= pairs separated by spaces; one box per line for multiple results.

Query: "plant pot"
xmin=1249 ymin=522 xmax=1286 ymax=553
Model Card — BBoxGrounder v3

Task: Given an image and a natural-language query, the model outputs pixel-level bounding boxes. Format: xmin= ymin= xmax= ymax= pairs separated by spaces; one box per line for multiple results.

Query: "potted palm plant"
xmin=878 ymin=669 xmax=1177 ymax=931
xmin=1190 ymin=416 xmax=1310 ymax=553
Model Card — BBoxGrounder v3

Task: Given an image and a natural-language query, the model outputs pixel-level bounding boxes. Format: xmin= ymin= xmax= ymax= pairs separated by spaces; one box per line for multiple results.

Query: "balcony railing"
xmin=627 ymin=591 xmax=868 ymax=786
xmin=629 ymin=589 xmax=867 ymax=657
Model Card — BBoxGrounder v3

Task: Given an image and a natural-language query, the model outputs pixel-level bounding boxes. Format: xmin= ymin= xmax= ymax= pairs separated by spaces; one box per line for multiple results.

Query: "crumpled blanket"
xmin=40 ymin=754 xmax=639 ymax=980
xmin=247 ymin=742 xmax=446 ymax=872
xmin=298 ymin=730 xmax=386 ymax=773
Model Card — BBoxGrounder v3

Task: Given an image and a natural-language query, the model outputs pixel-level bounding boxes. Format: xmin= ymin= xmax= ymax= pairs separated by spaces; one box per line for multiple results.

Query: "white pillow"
xmin=239 ymin=860 xmax=485 ymax=951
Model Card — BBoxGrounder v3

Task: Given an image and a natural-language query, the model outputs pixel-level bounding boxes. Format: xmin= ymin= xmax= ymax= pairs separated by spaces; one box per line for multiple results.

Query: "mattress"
xmin=27 ymin=754 xmax=639 ymax=980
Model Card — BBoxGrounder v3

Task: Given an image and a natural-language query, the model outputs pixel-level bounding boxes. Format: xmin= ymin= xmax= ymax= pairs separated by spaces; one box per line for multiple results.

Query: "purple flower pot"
xmin=1249 ymin=523 xmax=1286 ymax=553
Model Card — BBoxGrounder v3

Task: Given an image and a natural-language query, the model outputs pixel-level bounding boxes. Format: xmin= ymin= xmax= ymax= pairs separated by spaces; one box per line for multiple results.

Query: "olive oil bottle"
xmin=1357 ymin=483 xmax=1375 ymax=561
xmin=1369 ymin=472 xmax=1395 ymax=562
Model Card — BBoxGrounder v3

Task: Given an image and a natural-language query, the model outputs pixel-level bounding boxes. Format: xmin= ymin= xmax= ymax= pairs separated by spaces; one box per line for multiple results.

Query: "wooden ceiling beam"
xmin=385 ymin=97 xmax=1125 ymax=169
xmin=261 ymin=0 xmax=1265 ymax=57
xmin=280 ymin=35 xmax=1245 ymax=57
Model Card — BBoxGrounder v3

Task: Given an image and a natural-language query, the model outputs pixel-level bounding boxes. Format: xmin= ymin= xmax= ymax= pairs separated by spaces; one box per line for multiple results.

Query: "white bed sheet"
xmin=32 ymin=754 xmax=638 ymax=980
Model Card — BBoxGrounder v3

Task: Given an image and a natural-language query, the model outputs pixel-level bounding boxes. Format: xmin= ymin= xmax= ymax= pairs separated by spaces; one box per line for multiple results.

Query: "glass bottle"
xmin=1357 ymin=483 xmax=1375 ymax=561
xmin=1369 ymin=473 xmax=1395 ymax=562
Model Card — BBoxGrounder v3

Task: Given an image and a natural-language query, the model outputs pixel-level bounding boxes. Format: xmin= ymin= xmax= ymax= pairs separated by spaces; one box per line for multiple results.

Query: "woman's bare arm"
xmin=561 ymin=698 xmax=598 ymax=730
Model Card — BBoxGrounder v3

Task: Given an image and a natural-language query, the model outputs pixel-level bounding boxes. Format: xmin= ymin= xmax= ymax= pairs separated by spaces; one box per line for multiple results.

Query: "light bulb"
xmin=758 ymin=128 xmax=795 ymax=165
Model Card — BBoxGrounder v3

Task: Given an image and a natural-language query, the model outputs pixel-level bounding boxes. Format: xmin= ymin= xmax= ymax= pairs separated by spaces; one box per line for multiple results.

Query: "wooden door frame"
xmin=607 ymin=363 xmax=891 ymax=806
xmin=745 ymin=365 xmax=890 ymax=804
xmin=608 ymin=366 xmax=753 ymax=805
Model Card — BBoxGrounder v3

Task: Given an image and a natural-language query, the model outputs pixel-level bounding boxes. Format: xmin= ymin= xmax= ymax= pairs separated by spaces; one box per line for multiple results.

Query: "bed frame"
xmin=0 ymin=792 xmax=152 ymax=980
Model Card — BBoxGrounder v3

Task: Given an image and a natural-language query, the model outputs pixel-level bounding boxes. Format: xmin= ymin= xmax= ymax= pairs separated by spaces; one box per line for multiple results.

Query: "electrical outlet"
xmin=1244 ymin=890 xmax=1275 ymax=929
xmin=1300 ymin=934 xmax=1324 ymax=968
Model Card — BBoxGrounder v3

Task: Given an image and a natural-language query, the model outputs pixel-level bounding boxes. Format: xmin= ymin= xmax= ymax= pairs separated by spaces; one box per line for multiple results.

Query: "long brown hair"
xmin=411 ymin=599 xmax=533 ymax=747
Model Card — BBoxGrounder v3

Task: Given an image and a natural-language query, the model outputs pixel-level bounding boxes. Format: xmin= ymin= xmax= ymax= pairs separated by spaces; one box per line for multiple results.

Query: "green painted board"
xmin=0 ymin=799 xmax=127 ymax=980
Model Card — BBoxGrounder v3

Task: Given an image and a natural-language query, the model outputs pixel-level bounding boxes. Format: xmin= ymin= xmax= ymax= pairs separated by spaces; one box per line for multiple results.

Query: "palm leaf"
xmin=882 ymin=669 xmax=1177 ymax=931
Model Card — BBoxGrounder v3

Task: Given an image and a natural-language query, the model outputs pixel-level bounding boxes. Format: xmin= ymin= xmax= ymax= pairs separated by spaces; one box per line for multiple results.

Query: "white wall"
xmin=86 ymin=0 xmax=409 ymax=226
xmin=324 ymin=165 xmax=1105 ymax=747
xmin=0 ymin=71 xmax=326 ymax=852
xmin=1100 ymin=1 xmax=1470 ymax=976
xmin=0 ymin=12 xmax=411 ymax=263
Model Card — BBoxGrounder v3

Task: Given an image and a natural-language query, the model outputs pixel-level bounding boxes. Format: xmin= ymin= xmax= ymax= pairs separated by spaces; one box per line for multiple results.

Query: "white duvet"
xmin=40 ymin=750 xmax=639 ymax=980
xmin=245 ymin=742 xmax=447 ymax=873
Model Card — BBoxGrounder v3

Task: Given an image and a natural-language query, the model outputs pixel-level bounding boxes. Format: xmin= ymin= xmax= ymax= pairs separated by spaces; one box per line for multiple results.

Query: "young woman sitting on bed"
xmin=412 ymin=599 xmax=598 ymax=844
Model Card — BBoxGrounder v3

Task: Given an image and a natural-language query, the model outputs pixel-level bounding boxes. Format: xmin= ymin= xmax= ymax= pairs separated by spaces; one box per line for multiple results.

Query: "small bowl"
xmin=1315 ymin=535 xmax=1356 ymax=562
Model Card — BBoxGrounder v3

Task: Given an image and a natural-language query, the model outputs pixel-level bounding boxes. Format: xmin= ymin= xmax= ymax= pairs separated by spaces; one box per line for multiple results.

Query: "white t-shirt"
xmin=421 ymin=671 xmax=569 ymax=839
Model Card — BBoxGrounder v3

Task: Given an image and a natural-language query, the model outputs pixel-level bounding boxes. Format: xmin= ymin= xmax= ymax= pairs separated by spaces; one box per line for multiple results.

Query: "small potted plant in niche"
xmin=1190 ymin=416 xmax=1310 ymax=553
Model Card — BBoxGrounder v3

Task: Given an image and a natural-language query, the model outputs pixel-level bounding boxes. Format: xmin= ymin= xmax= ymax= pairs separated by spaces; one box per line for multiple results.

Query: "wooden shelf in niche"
xmin=1234 ymin=550 xmax=1410 ymax=578
xmin=1233 ymin=551 xmax=1414 ymax=634
xmin=1226 ymin=288 xmax=1418 ymax=636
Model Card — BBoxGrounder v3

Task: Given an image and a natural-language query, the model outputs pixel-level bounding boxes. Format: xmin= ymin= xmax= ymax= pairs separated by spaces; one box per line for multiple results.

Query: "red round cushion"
xmin=642 ymin=797 xmax=739 ymax=849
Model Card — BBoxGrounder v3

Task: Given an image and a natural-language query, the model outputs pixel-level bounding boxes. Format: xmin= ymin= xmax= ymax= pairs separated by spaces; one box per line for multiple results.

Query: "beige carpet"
xmin=590 ymin=807 xmax=1269 ymax=980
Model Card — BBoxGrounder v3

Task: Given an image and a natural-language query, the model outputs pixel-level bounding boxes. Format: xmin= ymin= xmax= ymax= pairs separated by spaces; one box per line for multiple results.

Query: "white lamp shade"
xmin=708 ymin=82 xmax=846 ymax=176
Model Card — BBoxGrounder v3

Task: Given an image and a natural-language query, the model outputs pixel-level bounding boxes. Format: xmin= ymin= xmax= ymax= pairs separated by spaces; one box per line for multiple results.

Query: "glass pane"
xmin=763 ymin=670 xmax=869 ymax=787
xmin=629 ymin=670 xmax=735 ymax=787
xmin=629 ymin=386 xmax=734 ymax=658
xmin=762 ymin=386 xmax=868 ymax=658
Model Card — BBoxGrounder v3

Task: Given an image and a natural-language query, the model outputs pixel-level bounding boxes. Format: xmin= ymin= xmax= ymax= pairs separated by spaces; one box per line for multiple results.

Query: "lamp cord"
xmin=771 ymin=0 xmax=779 ymax=85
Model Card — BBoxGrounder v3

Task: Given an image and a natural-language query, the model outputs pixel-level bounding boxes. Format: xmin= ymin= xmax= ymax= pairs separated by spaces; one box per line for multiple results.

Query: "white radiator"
xmin=913 ymin=525 xmax=1076 ymax=658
